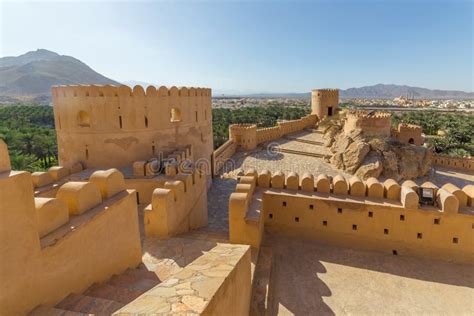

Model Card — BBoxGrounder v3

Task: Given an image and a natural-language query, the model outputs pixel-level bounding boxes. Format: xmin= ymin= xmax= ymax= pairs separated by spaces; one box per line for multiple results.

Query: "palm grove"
xmin=0 ymin=104 xmax=472 ymax=171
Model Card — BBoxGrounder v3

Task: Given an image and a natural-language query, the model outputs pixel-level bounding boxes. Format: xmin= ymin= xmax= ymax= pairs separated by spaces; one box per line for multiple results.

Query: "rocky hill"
xmin=340 ymin=84 xmax=474 ymax=99
xmin=0 ymin=49 xmax=118 ymax=102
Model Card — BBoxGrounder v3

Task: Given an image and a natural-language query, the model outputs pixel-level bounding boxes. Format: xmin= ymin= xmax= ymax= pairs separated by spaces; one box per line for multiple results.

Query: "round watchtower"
xmin=311 ymin=89 xmax=339 ymax=119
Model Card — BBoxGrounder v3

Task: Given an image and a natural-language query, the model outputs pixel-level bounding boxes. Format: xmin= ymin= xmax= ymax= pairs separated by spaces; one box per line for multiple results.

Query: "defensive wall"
xmin=52 ymin=85 xmax=213 ymax=172
xmin=212 ymin=114 xmax=318 ymax=175
xmin=229 ymin=168 xmax=474 ymax=263
xmin=433 ymin=154 xmax=474 ymax=171
xmin=344 ymin=110 xmax=392 ymax=137
xmin=311 ymin=89 xmax=339 ymax=118
xmin=0 ymin=140 xmax=142 ymax=315
xmin=394 ymin=123 xmax=423 ymax=146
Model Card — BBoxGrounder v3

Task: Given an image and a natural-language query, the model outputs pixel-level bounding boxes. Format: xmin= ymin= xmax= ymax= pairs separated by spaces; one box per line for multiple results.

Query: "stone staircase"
xmin=29 ymin=264 xmax=160 ymax=315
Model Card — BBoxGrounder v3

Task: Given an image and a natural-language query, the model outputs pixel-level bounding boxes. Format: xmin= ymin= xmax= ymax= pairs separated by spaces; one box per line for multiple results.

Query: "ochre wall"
xmin=344 ymin=110 xmax=392 ymax=137
xmin=433 ymin=154 xmax=474 ymax=171
xmin=229 ymin=169 xmax=474 ymax=263
xmin=0 ymin=167 xmax=142 ymax=315
xmin=396 ymin=123 xmax=423 ymax=145
xmin=52 ymin=85 xmax=213 ymax=170
xmin=311 ymin=89 xmax=339 ymax=118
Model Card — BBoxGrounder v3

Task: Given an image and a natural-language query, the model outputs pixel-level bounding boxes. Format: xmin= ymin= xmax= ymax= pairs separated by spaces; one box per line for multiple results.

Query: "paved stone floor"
xmin=266 ymin=234 xmax=474 ymax=316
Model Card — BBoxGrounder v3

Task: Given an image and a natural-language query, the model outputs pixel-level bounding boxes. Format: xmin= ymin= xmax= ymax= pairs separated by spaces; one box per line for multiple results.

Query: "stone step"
xmin=55 ymin=293 xmax=124 ymax=315
xmin=108 ymin=270 xmax=159 ymax=292
xmin=29 ymin=305 xmax=89 ymax=316
xmin=83 ymin=283 xmax=144 ymax=304
xmin=250 ymin=246 xmax=273 ymax=316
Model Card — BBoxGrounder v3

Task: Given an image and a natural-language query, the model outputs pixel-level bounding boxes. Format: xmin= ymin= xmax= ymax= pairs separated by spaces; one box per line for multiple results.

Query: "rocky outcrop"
xmin=327 ymin=122 xmax=433 ymax=180
xmin=356 ymin=151 xmax=383 ymax=179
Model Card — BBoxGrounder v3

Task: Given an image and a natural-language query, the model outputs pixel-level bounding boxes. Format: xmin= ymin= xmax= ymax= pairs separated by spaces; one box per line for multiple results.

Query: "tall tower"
xmin=311 ymin=89 xmax=339 ymax=119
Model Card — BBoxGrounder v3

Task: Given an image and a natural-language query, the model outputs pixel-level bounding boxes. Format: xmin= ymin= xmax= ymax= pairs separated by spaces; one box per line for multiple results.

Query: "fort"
xmin=1 ymin=84 xmax=473 ymax=315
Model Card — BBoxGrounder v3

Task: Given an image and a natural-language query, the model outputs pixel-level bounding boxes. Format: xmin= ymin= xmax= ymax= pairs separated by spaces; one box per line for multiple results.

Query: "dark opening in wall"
xmin=434 ymin=218 xmax=440 ymax=225
xmin=269 ymin=213 xmax=273 ymax=219
xmin=392 ymin=250 xmax=398 ymax=255
xmin=294 ymin=217 xmax=299 ymax=222
xmin=384 ymin=228 xmax=389 ymax=235
xmin=337 ymin=208 xmax=342 ymax=214
xmin=85 ymin=147 xmax=89 ymax=160
xmin=323 ymin=220 xmax=327 ymax=226
xmin=417 ymin=233 xmax=423 ymax=239
xmin=195 ymin=111 xmax=198 ymax=122
xmin=453 ymin=237 xmax=459 ymax=244
xmin=400 ymin=214 xmax=405 ymax=221
xmin=136 ymin=192 xmax=140 ymax=204
xmin=352 ymin=224 xmax=357 ymax=231
xmin=205 ymin=110 xmax=207 ymax=120
xmin=152 ymin=145 xmax=156 ymax=156
xmin=368 ymin=211 xmax=373 ymax=218
xmin=408 ymin=138 xmax=415 ymax=144
xmin=145 ymin=116 xmax=149 ymax=128
xmin=119 ymin=116 xmax=123 ymax=129
xmin=282 ymin=201 xmax=287 ymax=207
xmin=309 ymin=204 xmax=314 ymax=210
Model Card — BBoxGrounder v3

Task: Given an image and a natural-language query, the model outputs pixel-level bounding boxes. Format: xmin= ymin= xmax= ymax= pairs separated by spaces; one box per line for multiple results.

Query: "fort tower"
xmin=311 ymin=88 xmax=339 ymax=118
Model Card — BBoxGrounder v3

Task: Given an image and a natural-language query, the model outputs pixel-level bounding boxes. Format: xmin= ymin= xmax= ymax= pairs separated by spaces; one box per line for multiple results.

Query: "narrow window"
xmin=119 ymin=115 xmax=123 ymax=129
xmin=323 ymin=220 xmax=328 ymax=226
xmin=434 ymin=218 xmax=440 ymax=225
xmin=282 ymin=201 xmax=287 ymax=207
xmin=269 ymin=213 xmax=273 ymax=219
xmin=309 ymin=204 xmax=314 ymax=210
xmin=417 ymin=233 xmax=423 ymax=239
xmin=152 ymin=145 xmax=156 ymax=156
xmin=337 ymin=208 xmax=342 ymax=214
xmin=352 ymin=224 xmax=358 ymax=231
xmin=368 ymin=211 xmax=373 ymax=218
xmin=85 ymin=147 xmax=89 ymax=160
xmin=145 ymin=116 xmax=148 ymax=128
xmin=392 ymin=250 xmax=398 ymax=255
xmin=384 ymin=228 xmax=389 ymax=235
xmin=294 ymin=217 xmax=299 ymax=223
xmin=205 ymin=110 xmax=207 ymax=120
xmin=400 ymin=214 xmax=405 ymax=221
xmin=136 ymin=192 xmax=140 ymax=204
xmin=453 ymin=237 xmax=459 ymax=244
xmin=195 ymin=111 xmax=198 ymax=122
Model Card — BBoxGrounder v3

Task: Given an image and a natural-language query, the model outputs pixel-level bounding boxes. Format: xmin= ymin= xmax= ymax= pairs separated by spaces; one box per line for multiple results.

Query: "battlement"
xmin=398 ymin=123 xmax=422 ymax=131
xmin=229 ymin=168 xmax=474 ymax=263
xmin=53 ymin=84 xmax=213 ymax=169
xmin=52 ymin=84 xmax=211 ymax=98
xmin=0 ymin=164 xmax=141 ymax=315
xmin=344 ymin=110 xmax=392 ymax=137
xmin=433 ymin=154 xmax=474 ymax=171
xmin=346 ymin=110 xmax=392 ymax=119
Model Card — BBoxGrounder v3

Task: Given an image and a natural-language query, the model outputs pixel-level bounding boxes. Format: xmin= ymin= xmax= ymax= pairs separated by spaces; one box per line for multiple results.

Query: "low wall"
xmin=433 ymin=154 xmax=474 ymax=171
xmin=114 ymin=243 xmax=252 ymax=315
xmin=143 ymin=164 xmax=208 ymax=238
xmin=0 ymin=167 xmax=142 ymax=315
xmin=212 ymin=139 xmax=237 ymax=176
xmin=213 ymin=114 xmax=318 ymax=176
xmin=228 ymin=169 xmax=474 ymax=263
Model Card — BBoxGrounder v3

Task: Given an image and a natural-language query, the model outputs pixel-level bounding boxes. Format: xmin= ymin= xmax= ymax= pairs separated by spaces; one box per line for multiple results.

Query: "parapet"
xmin=344 ymin=110 xmax=392 ymax=137
xmin=52 ymin=84 xmax=211 ymax=98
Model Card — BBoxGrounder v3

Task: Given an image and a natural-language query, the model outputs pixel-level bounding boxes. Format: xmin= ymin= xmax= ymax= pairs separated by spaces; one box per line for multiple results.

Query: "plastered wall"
xmin=0 ymin=159 xmax=142 ymax=315
xmin=52 ymin=85 xmax=213 ymax=170
xmin=395 ymin=123 xmax=423 ymax=145
xmin=229 ymin=169 xmax=474 ymax=263
xmin=311 ymin=89 xmax=339 ymax=118
xmin=344 ymin=110 xmax=392 ymax=137
xmin=433 ymin=154 xmax=474 ymax=171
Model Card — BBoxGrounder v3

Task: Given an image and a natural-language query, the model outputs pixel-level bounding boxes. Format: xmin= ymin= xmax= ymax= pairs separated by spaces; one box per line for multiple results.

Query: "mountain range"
xmin=0 ymin=49 xmax=472 ymax=103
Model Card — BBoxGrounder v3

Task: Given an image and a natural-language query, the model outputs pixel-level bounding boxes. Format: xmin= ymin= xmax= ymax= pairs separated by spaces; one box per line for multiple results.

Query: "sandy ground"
xmin=266 ymin=234 xmax=474 ymax=316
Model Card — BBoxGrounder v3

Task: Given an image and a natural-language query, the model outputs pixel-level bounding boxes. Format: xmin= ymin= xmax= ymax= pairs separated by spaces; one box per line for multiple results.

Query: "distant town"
xmin=212 ymin=96 xmax=474 ymax=112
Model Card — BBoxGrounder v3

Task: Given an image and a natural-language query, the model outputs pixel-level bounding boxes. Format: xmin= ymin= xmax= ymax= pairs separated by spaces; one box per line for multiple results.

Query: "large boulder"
xmin=331 ymin=133 xmax=353 ymax=154
xmin=381 ymin=150 xmax=399 ymax=180
xmin=323 ymin=125 xmax=341 ymax=147
xmin=397 ymin=145 xmax=433 ymax=179
xmin=330 ymin=152 xmax=344 ymax=170
xmin=355 ymin=151 xmax=383 ymax=179
xmin=342 ymin=141 xmax=371 ymax=173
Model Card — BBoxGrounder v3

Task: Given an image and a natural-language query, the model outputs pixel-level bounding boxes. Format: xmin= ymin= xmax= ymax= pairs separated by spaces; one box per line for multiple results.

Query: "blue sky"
xmin=1 ymin=0 xmax=472 ymax=93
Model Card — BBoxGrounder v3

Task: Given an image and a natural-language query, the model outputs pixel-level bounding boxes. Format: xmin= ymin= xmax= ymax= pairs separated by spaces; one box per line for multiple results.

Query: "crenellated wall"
xmin=0 ymin=143 xmax=142 ymax=316
xmin=213 ymin=114 xmax=318 ymax=175
xmin=395 ymin=123 xmax=423 ymax=145
xmin=433 ymin=154 xmax=474 ymax=171
xmin=52 ymin=85 xmax=213 ymax=171
xmin=229 ymin=168 xmax=474 ymax=263
xmin=344 ymin=110 xmax=392 ymax=137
